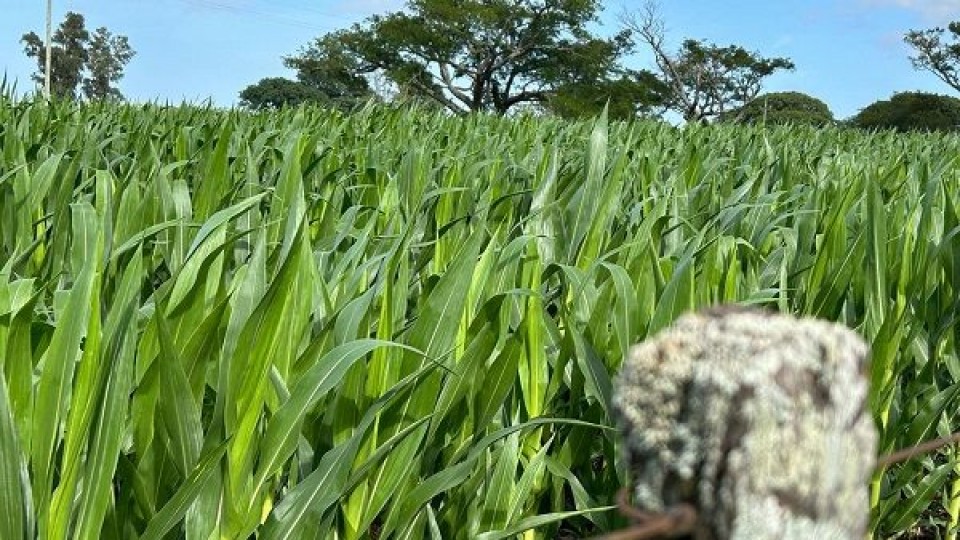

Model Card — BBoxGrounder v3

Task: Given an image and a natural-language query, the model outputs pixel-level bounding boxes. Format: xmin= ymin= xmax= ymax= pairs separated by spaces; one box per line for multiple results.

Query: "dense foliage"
xmin=724 ymin=91 xmax=835 ymax=126
xmin=1 ymin=95 xmax=960 ymax=538
xmin=545 ymin=74 xmax=665 ymax=120
xmin=272 ymin=0 xmax=794 ymax=120
xmin=851 ymin=91 xmax=960 ymax=132
xmin=239 ymin=77 xmax=333 ymax=110
xmin=21 ymin=11 xmax=135 ymax=100
xmin=278 ymin=0 xmax=650 ymax=115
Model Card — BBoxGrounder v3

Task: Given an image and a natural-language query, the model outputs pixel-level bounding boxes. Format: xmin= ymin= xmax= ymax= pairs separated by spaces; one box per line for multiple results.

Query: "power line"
xmin=238 ymin=0 xmax=366 ymax=21
xmin=175 ymin=0 xmax=362 ymax=31
xmin=179 ymin=0 xmax=324 ymax=31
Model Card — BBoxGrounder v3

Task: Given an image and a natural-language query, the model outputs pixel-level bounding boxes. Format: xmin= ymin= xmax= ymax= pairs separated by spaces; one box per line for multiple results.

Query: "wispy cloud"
xmin=333 ymin=0 xmax=405 ymax=16
xmin=771 ymin=34 xmax=795 ymax=52
xmin=177 ymin=0 xmax=377 ymax=29
xmin=863 ymin=0 xmax=960 ymax=22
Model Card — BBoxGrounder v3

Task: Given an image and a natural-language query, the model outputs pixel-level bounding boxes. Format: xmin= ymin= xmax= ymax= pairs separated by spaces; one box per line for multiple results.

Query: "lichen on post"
xmin=612 ymin=306 xmax=876 ymax=540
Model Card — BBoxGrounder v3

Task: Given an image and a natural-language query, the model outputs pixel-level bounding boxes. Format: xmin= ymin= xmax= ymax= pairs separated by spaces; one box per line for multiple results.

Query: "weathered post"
xmin=611 ymin=306 xmax=876 ymax=539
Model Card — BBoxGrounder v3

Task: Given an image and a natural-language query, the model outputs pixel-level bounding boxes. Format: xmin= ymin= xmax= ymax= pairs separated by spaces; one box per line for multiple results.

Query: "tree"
xmin=724 ymin=91 xmax=834 ymax=126
xmin=282 ymin=32 xmax=375 ymax=106
xmin=904 ymin=22 xmax=960 ymax=94
xmin=83 ymin=27 xmax=136 ymax=100
xmin=239 ymin=77 xmax=330 ymax=110
xmin=546 ymin=72 xmax=667 ymax=120
xmin=622 ymin=1 xmax=794 ymax=122
xmin=239 ymin=32 xmax=375 ymax=111
xmin=850 ymin=92 xmax=960 ymax=133
xmin=285 ymin=0 xmax=638 ymax=115
xmin=22 ymin=12 xmax=89 ymax=99
xmin=22 ymin=12 xmax=135 ymax=100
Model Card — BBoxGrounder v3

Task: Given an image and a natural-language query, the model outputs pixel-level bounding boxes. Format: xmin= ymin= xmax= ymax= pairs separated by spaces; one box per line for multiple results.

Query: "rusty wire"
xmin=876 ymin=431 xmax=960 ymax=469
xmin=591 ymin=488 xmax=697 ymax=540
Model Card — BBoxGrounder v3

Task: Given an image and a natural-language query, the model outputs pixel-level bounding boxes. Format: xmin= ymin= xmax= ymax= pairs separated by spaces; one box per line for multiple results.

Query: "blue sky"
xmin=0 ymin=0 xmax=957 ymax=118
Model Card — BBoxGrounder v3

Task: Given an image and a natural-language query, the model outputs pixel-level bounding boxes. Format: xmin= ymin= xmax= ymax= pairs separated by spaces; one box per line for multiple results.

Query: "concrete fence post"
xmin=611 ymin=306 xmax=877 ymax=540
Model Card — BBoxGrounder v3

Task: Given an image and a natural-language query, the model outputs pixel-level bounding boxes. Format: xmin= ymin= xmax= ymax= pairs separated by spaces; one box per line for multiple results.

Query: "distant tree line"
xmin=16 ymin=2 xmax=960 ymax=132
xmin=239 ymin=0 xmax=960 ymax=133
xmin=21 ymin=11 xmax=135 ymax=101
xmin=240 ymin=0 xmax=794 ymax=123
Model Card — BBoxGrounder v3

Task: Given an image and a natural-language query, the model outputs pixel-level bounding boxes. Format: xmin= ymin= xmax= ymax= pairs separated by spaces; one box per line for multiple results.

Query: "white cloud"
xmin=865 ymin=0 xmax=960 ymax=22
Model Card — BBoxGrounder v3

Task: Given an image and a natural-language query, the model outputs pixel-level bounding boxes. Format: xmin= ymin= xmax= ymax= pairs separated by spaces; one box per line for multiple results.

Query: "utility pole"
xmin=44 ymin=0 xmax=52 ymax=99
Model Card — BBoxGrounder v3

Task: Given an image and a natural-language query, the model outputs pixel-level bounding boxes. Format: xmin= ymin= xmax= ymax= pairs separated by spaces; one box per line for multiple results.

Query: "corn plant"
xmin=1 ymin=94 xmax=959 ymax=538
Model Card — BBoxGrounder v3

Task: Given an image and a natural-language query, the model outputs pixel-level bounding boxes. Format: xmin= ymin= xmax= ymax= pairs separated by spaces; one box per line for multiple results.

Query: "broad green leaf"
xmin=0 ymin=365 xmax=29 ymax=540
xmin=252 ymin=339 xmax=418 ymax=500
xmin=139 ymin=441 xmax=230 ymax=540
xmin=480 ymin=431 xmax=520 ymax=531
xmin=31 ymin=203 xmax=101 ymax=530
xmin=475 ymin=507 xmax=616 ymax=540
xmin=883 ymin=461 xmax=953 ymax=533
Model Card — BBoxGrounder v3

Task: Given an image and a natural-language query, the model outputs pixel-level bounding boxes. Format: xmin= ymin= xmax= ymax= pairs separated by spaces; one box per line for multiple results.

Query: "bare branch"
xmin=406 ymin=74 xmax=469 ymax=115
xmin=504 ymin=90 xmax=547 ymax=108
xmin=904 ymin=26 xmax=960 ymax=93
xmin=438 ymin=63 xmax=473 ymax=107
xmin=620 ymin=1 xmax=694 ymax=116
xmin=622 ymin=0 xmax=792 ymax=122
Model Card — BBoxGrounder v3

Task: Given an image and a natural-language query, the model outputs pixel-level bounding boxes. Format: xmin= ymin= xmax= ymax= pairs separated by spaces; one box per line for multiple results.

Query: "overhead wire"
xmin=174 ymin=0 xmax=362 ymax=32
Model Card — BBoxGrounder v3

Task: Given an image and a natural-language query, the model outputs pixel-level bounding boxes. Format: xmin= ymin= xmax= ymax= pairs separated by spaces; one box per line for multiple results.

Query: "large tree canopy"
xmin=282 ymin=32 xmax=374 ymax=105
xmin=905 ymin=21 xmax=960 ymax=94
xmin=622 ymin=2 xmax=794 ymax=122
xmin=239 ymin=33 xmax=374 ymax=111
xmin=285 ymin=0 xmax=637 ymax=115
xmin=22 ymin=11 xmax=135 ymax=100
xmin=546 ymin=71 xmax=667 ymax=120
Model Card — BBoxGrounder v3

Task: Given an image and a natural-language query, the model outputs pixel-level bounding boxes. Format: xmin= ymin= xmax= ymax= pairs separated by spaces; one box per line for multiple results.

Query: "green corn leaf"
xmin=31 ymin=203 xmax=101 ymax=530
xmin=0 ymin=362 xmax=29 ymax=540
xmin=475 ymin=506 xmax=616 ymax=540
xmin=252 ymin=339 xmax=418 ymax=501
xmin=139 ymin=440 xmax=231 ymax=540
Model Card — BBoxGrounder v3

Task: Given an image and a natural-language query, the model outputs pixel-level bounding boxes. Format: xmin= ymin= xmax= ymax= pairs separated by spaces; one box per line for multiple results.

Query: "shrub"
xmin=238 ymin=77 xmax=328 ymax=110
xmin=850 ymin=91 xmax=960 ymax=132
xmin=725 ymin=91 xmax=834 ymax=126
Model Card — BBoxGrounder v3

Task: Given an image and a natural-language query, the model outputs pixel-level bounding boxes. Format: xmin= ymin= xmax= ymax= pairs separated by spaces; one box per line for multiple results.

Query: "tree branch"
xmin=621 ymin=2 xmax=696 ymax=116
xmin=407 ymin=75 xmax=469 ymax=115
xmin=438 ymin=62 xmax=473 ymax=108
xmin=905 ymin=29 xmax=960 ymax=93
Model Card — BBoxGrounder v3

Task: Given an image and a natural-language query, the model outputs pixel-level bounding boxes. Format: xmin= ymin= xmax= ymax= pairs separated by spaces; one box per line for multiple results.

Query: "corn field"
xmin=1 ymin=92 xmax=960 ymax=539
